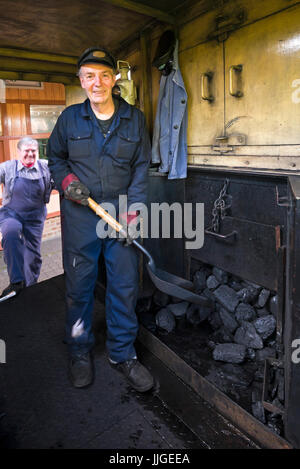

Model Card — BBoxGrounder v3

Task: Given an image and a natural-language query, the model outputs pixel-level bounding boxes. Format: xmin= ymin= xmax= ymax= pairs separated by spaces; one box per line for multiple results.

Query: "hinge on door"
xmin=208 ymin=9 xmax=247 ymax=42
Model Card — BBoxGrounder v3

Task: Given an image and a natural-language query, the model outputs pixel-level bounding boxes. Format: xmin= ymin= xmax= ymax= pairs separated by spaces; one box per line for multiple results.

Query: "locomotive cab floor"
xmin=0 ymin=274 xmax=259 ymax=450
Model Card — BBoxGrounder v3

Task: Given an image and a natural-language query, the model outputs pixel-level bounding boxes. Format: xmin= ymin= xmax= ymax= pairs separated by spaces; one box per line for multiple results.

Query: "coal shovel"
xmin=88 ymin=197 xmax=212 ymax=307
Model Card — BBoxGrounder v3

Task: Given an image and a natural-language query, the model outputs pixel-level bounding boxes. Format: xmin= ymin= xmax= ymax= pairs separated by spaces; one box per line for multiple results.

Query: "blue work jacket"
xmin=151 ymin=42 xmax=188 ymax=180
xmin=47 ymin=96 xmax=151 ymax=208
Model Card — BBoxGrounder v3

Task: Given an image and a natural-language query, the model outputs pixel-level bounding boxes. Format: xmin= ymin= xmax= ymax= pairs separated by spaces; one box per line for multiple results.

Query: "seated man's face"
xmin=18 ymin=144 xmax=39 ymax=168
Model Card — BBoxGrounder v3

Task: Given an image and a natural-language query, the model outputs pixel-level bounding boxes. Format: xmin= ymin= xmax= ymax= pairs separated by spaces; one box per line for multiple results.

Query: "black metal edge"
xmin=262 ymin=358 xmax=270 ymax=405
xmin=276 ymin=246 xmax=286 ymax=345
xmin=262 ymin=358 xmax=285 ymax=416
xmin=288 ymin=175 xmax=300 ymax=200
xmin=187 ymin=164 xmax=300 ymax=179
xmin=284 ymin=175 xmax=300 ymax=448
xmin=136 ymin=341 xmax=260 ymax=449
xmin=138 ymin=325 xmax=293 ymax=449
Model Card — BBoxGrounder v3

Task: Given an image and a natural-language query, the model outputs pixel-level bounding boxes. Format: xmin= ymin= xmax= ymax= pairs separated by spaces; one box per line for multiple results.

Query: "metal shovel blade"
xmin=87 ymin=197 xmax=213 ymax=308
xmin=133 ymin=239 xmax=212 ymax=307
xmin=0 ymin=291 xmax=17 ymax=303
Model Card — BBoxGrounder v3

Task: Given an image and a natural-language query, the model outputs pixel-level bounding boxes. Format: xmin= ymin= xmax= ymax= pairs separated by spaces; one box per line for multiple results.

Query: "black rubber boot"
xmin=69 ymin=352 xmax=93 ymax=388
xmin=0 ymin=281 xmax=25 ymax=300
xmin=111 ymin=358 xmax=154 ymax=392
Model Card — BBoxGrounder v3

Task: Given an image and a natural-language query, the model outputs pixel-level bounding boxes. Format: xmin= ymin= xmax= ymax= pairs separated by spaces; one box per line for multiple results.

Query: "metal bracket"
xmin=275 ymin=186 xmax=291 ymax=207
xmin=205 ymin=227 xmax=237 ymax=243
xmin=212 ymin=133 xmax=246 ymax=151
xmin=208 ymin=9 xmax=247 ymax=42
xmin=212 ymin=144 xmax=234 ymax=153
xmin=212 ymin=135 xmax=233 ymax=153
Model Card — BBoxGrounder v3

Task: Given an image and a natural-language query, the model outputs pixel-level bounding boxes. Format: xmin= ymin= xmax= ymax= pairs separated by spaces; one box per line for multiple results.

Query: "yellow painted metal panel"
xmin=180 ymin=41 xmax=224 ymax=146
xmin=179 ymin=8 xmax=216 ymax=53
xmin=225 ymin=4 xmax=300 ymax=146
xmin=179 ymin=0 xmax=299 ymax=52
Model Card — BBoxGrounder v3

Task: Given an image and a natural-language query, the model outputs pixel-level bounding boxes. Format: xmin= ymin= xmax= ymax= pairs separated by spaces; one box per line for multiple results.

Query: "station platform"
xmin=0 ymin=235 xmax=64 ymax=294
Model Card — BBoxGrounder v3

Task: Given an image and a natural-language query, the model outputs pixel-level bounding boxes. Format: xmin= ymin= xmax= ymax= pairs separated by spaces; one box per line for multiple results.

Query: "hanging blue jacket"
xmin=151 ymin=42 xmax=188 ymax=179
xmin=47 ymin=96 xmax=151 ymax=209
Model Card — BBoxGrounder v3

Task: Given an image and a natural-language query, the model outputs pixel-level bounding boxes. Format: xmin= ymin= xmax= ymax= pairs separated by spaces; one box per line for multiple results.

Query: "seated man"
xmin=0 ymin=137 xmax=53 ymax=300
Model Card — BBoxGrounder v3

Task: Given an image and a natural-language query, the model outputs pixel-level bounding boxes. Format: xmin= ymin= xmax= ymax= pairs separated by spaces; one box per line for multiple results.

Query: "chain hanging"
xmin=211 ymin=179 xmax=230 ymax=233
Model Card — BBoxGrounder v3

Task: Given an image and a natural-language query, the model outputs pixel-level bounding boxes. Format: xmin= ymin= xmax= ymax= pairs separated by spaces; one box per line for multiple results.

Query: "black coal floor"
xmin=0 ymin=275 xmax=258 ymax=449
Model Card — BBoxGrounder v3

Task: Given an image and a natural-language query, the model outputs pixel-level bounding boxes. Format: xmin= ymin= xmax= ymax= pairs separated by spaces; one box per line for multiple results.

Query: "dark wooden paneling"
xmin=6 ymin=83 xmax=65 ymax=103
xmin=0 ymin=0 xmax=162 ymax=56
xmin=5 ymin=103 xmax=27 ymax=136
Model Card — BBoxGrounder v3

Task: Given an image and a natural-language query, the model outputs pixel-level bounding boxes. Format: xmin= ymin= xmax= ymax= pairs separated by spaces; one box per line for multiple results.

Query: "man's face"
xmin=79 ymin=63 xmax=116 ymax=107
xmin=18 ymin=143 xmax=39 ymax=168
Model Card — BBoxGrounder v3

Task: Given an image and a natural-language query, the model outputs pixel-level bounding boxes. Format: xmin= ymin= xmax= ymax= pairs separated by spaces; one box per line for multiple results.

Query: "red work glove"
xmin=62 ymin=174 xmax=90 ymax=206
xmin=119 ymin=211 xmax=139 ymax=245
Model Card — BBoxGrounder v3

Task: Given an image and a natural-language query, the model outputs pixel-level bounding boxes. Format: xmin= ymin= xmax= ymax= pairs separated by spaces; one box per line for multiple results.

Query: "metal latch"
xmin=208 ymin=9 xmax=247 ymax=42
xmin=212 ymin=135 xmax=233 ymax=153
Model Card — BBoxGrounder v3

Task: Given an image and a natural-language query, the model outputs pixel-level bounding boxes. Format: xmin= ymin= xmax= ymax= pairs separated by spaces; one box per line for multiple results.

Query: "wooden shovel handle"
xmin=88 ymin=197 xmax=126 ymax=235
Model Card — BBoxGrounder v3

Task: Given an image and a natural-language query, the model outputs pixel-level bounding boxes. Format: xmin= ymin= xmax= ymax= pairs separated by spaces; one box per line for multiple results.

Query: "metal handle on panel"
xmin=201 ymin=72 xmax=214 ymax=102
xmin=229 ymin=65 xmax=243 ymax=97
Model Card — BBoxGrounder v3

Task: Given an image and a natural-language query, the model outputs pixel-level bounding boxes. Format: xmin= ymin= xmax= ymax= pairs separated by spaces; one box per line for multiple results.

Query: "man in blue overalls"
xmin=0 ymin=137 xmax=52 ymax=300
xmin=47 ymin=47 xmax=154 ymax=392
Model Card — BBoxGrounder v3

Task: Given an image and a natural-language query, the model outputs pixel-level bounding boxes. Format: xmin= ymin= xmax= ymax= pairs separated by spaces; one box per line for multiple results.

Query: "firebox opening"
xmin=137 ymin=258 xmax=285 ymax=437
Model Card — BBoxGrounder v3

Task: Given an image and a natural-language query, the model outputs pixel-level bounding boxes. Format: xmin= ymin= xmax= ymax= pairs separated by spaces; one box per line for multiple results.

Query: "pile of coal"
xmin=135 ymin=261 xmax=283 ymax=434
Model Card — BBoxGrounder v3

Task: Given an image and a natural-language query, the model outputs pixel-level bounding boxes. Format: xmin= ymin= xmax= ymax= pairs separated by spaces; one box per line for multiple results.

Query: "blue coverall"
xmin=47 ymin=96 xmax=151 ymax=361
